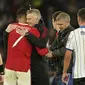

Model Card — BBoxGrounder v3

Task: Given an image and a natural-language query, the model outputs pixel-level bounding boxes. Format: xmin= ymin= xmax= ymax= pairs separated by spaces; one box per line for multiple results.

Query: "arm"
xmin=3 ymin=24 xmax=15 ymax=63
xmin=50 ymin=32 xmax=70 ymax=51
xmin=25 ymin=33 xmax=47 ymax=48
xmin=52 ymin=47 xmax=66 ymax=57
xmin=50 ymin=30 xmax=73 ymax=57
xmin=63 ymin=50 xmax=72 ymax=73
xmin=16 ymin=27 xmax=47 ymax=48
xmin=26 ymin=27 xmax=49 ymax=56
xmin=3 ymin=23 xmax=16 ymax=50
xmin=50 ymin=38 xmax=66 ymax=57
xmin=16 ymin=25 xmax=52 ymax=57
xmin=62 ymin=31 xmax=74 ymax=83
xmin=3 ymin=31 xmax=9 ymax=64
xmin=35 ymin=47 xmax=48 ymax=56
xmin=62 ymin=50 xmax=72 ymax=83
xmin=29 ymin=24 xmax=48 ymax=47
xmin=3 ymin=31 xmax=9 ymax=51
xmin=26 ymin=24 xmax=48 ymax=48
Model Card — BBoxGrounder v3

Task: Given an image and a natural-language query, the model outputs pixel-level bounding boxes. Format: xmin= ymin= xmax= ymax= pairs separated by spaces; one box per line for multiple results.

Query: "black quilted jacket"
xmin=49 ymin=25 xmax=74 ymax=75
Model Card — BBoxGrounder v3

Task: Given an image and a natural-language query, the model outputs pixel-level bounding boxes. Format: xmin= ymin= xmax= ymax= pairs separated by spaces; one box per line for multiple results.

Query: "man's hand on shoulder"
xmin=5 ymin=24 xmax=17 ymax=33
xmin=16 ymin=28 xmax=29 ymax=36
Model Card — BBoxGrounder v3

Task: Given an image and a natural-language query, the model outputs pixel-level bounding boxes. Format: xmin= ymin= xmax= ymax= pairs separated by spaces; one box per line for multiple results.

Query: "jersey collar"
xmin=80 ymin=26 xmax=85 ymax=28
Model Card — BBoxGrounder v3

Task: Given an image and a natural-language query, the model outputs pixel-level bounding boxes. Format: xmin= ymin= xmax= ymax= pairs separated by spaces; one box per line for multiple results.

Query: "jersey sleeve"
xmin=35 ymin=47 xmax=48 ymax=56
xmin=28 ymin=27 xmax=48 ymax=56
xmin=29 ymin=28 xmax=40 ymax=38
xmin=66 ymin=31 xmax=75 ymax=51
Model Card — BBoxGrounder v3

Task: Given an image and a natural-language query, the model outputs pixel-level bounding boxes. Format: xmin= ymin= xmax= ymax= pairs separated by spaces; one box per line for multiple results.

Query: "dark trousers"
xmin=31 ymin=62 xmax=49 ymax=85
xmin=73 ymin=78 xmax=85 ymax=85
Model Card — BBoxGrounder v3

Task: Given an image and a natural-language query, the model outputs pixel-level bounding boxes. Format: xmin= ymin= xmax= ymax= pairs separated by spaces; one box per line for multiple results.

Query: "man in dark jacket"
xmin=47 ymin=12 xmax=74 ymax=85
xmin=16 ymin=9 xmax=50 ymax=85
xmin=26 ymin=9 xmax=50 ymax=85
xmin=47 ymin=11 xmax=63 ymax=85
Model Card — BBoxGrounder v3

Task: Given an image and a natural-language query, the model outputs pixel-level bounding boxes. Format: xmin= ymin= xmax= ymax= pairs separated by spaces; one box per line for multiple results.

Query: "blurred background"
xmin=0 ymin=0 xmax=85 ymax=59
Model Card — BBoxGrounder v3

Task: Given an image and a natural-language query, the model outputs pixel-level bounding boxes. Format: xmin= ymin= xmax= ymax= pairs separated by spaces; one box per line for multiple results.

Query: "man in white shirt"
xmin=62 ymin=8 xmax=85 ymax=85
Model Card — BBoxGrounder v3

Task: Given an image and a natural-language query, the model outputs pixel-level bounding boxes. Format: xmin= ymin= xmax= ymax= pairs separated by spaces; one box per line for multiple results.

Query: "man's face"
xmin=26 ymin=14 xmax=38 ymax=27
xmin=55 ymin=20 xmax=68 ymax=30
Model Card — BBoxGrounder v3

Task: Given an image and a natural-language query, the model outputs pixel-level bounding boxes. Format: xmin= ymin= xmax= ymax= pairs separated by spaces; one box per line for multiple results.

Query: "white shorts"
xmin=4 ymin=68 xmax=31 ymax=85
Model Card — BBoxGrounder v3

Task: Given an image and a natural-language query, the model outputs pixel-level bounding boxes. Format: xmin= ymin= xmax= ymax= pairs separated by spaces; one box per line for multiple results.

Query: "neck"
xmin=19 ymin=21 xmax=26 ymax=24
xmin=18 ymin=22 xmax=28 ymax=25
xmin=79 ymin=23 xmax=85 ymax=26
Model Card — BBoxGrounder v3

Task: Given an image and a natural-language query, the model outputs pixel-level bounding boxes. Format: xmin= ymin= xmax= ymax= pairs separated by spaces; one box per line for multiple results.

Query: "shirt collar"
xmin=80 ymin=26 xmax=85 ymax=28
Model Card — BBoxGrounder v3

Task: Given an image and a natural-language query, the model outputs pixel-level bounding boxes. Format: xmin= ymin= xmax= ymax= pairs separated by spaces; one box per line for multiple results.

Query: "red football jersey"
xmin=5 ymin=23 xmax=40 ymax=72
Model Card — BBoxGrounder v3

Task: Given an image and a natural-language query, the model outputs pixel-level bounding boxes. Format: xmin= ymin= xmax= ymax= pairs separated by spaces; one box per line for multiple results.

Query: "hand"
xmin=62 ymin=72 xmax=68 ymax=84
xmin=46 ymin=50 xmax=53 ymax=58
xmin=6 ymin=24 xmax=17 ymax=33
xmin=16 ymin=27 xmax=29 ymax=36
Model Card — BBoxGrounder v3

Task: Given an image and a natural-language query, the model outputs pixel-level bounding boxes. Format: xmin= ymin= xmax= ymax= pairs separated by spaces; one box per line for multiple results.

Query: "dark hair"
xmin=77 ymin=8 xmax=85 ymax=21
xmin=16 ymin=8 xmax=27 ymax=19
xmin=52 ymin=11 xmax=63 ymax=21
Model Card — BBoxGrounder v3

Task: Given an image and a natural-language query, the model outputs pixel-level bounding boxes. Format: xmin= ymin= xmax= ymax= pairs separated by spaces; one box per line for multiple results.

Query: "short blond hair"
xmin=27 ymin=9 xmax=41 ymax=20
xmin=56 ymin=12 xmax=70 ymax=22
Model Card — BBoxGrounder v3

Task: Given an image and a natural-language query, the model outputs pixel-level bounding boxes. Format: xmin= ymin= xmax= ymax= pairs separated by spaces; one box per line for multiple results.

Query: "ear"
xmin=77 ymin=16 xmax=82 ymax=25
xmin=36 ymin=18 xmax=40 ymax=24
xmin=78 ymin=16 xmax=81 ymax=22
xmin=52 ymin=19 xmax=54 ymax=22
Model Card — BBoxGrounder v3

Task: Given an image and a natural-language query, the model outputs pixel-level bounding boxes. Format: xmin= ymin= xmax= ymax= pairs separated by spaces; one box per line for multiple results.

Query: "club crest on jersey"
xmin=81 ymin=31 xmax=85 ymax=35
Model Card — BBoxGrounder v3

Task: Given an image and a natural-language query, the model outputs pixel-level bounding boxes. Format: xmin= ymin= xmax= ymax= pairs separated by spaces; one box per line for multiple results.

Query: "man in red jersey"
xmin=3 ymin=8 xmax=51 ymax=85
xmin=3 ymin=8 xmax=39 ymax=85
